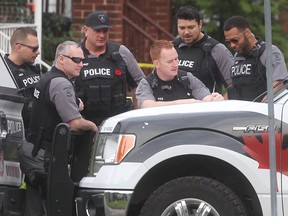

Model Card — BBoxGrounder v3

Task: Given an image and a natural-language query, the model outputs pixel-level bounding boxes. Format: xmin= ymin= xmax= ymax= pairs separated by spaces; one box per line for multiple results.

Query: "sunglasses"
xmin=225 ymin=38 xmax=240 ymax=45
xmin=62 ymin=55 xmax=85 ymax=64
xmin=225 ymin=29 xmax=248 ymax=45
xmin=16 ymin=43 xmax=39 ymax=52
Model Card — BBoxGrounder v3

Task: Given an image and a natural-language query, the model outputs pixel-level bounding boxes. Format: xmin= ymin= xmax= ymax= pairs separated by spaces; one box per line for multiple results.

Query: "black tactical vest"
xmin=230 ymin=40 xmax=266 ymax=101
xmin=146 ymin=70 xmax=194 ymax=101
xmin=75 ymin=42 xmax=128 ymax=124
xmin=28 ymin=67 xmax=70 ymax=144
xmin=4 ymin=55 xmax=41 ymax=129
xmin=173 ymin=34 xmax=224 ymax=93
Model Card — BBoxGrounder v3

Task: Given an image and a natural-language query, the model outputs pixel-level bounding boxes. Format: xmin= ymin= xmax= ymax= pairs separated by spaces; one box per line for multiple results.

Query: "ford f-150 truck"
xmin=75 ymin=85 xmax=288 ymax=216
xmin=1 ymin=53 xmax=288 ymax=216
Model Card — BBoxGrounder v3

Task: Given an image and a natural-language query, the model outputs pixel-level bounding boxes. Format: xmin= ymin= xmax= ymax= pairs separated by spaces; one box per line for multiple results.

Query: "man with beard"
xmin=173 ymin=6 xmax=233 ymax=96
xmin=223 ymin=15 xmax=288 ymax=101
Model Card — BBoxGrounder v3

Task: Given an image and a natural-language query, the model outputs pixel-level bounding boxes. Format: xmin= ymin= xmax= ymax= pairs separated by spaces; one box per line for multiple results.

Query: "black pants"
xmin=19 ymin=141 xmax=47 ymax=215
xmin=25 ymin=183 xmax=46 ymax=216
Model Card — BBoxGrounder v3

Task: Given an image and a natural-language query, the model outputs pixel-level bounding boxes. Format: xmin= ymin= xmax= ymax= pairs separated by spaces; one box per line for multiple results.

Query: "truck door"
xmin=0 ymin=55 xmax=25 ymax=215
xmin=46 ymin=123 xmax=94 ymax=216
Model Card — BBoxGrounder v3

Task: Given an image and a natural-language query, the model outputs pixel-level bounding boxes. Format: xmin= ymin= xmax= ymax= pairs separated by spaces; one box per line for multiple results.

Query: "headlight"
xmin=90 ymin=134 xmax=136 ymax=175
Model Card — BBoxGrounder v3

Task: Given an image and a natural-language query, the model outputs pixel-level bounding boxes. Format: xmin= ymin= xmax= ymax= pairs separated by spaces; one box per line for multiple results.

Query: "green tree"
xmin=42 ymin=13 xmax=72 ymax=64
xmin=172 ymin=0 xmax=288 ymax=63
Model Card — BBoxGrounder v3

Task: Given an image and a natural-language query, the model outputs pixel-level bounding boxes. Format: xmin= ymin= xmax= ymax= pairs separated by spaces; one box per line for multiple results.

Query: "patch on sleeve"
xmin=62 ymin=86 xmax=74 ymax=98
xmin=274 ymin=53 xmax=282 ymax=63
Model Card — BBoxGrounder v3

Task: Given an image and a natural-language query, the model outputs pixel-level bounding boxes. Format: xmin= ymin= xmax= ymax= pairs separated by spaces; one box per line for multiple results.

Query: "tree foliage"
xmin=172 ymin=0 xmax=288 ymax=63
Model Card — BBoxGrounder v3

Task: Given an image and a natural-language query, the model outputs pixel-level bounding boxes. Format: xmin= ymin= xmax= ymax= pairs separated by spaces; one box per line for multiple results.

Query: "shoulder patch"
xmin=62 ymin=86 xmax=74 ymax=98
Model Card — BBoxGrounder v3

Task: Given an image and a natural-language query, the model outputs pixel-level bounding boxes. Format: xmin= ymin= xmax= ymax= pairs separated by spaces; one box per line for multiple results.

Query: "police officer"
xmin=173 ymin=6 xmax=233 ymax=96
xmin=75 ymin=11 xmax=145 ymax=125
xmin=4 ymin=27 xmax=41 ymax=131
xmin=223 ymin=16 xmax=288 ymax=101
xmin=21 ymin=41 xmax=98 ymax=216
xmin=136 ymin=40 xmax=223 ymax=108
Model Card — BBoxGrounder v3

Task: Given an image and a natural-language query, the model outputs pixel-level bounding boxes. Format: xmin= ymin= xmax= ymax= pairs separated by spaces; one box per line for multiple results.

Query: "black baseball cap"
xmin=85 ymin=11 xmax=112 ymax=30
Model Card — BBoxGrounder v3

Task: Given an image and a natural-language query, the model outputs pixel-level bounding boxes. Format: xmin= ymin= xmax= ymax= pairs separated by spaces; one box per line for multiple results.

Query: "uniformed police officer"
xmin=21 ymin=41 xmax=98 ymax=216
xmin=136 ymin=40 xmax=224 ymax=108
xmin=4 ymin=27 xmax=41 ymax=131
xmin=75 ymin=11 xmax=145 ymax=125
xmin=223 ymin=16 xmax=288 ymax=101
xmin=173 ymin=6 xmax=233 ymax=96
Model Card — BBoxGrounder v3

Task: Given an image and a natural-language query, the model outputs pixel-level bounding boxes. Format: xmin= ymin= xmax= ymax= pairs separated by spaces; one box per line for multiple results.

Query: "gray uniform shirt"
xmin=259 ymin=45 xmax=288 ymax=81
xmin=136 ymin=72 xmax=210 ymax=107
xmin=49 ymin=77 xmax=81 ymax=123
xmin=211 ymin=43 xmax=233 ymax=85
xmin=119 ymin=45 xmax=145 ymax=85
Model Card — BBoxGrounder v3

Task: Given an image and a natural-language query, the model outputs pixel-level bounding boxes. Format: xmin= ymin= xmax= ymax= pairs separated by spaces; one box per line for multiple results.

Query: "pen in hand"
xmin=212 ymin=82 xmax=216 ymax=93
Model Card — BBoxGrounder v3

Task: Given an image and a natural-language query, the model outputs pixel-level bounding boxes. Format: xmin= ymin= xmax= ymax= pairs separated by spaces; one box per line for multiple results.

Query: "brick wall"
xmin=72 ymin=0 xmax=125 ymax=43
xmin=127 ymin=0 xmax=173 ymax=36
xmin=71 ymin=0 xmax=173 ymax=44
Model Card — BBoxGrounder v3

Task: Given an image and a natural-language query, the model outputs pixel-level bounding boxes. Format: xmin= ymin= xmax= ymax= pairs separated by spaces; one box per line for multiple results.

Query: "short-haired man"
xmin=223 ymin=16 xmax=288 ymax=101
xmin=75 ymin=11 xmax=145 ymax=125
xmin=4 ymin=26 xmax=41 ymax=130
xmin=136 ymin=40 xmax=224 ymax=108
xmin=173 ymin=6 xmax=233 ymax=96
xmin=21 ymin=41 xmax=98 ymax=216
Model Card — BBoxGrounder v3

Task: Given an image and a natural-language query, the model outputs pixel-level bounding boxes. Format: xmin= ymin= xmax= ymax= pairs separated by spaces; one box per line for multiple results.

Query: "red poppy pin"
xmin=115 ymin=69 xmax=122 ymax=76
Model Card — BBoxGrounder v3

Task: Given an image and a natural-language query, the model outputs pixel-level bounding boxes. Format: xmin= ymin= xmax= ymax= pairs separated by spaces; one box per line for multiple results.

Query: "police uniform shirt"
xmin=136 ymin=72 xmax=210 ymax=107
xmin=49 ymin=77 xmax=81 ymax=123
xmin=257 ymin=44 xmax=288 ymax=82
xmin=175 ymin=34 xmax=233 ymax=91
xmin=118 ymin=45 xmax=145 ymax=85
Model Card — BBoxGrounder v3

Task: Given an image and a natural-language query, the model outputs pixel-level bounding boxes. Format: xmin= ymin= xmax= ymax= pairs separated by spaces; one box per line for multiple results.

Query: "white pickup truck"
xmin=75 ymin=85 xmax=288 ymax=215
xmin=1 ymin=54 xmax=288 ymax=216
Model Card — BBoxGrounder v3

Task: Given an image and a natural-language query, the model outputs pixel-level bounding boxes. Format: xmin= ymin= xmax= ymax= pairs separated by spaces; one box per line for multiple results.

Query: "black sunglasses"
xmin=225 ymin=38 xmax=240 ymax=45
xmin=62 ymin=55 xmax=85 ymax=64
xmin=16 ymin=43 xmax=39 ymax=52
xmin=225 ymin=29 xmax=248 ymax=45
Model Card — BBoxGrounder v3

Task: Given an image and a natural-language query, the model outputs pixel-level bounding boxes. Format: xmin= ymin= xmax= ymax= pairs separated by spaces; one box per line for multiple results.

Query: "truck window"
xmin=0 ymin=54 xmax=17 ymax=89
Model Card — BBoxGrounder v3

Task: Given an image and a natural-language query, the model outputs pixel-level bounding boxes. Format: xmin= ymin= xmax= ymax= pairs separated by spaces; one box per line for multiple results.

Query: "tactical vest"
xmin=28 ymin=67 xmax=70 ymax=145
xmin=172 ymin=35 xmax=222 ymax=93
xmin=75 ymin=42 xmax=128 ymax=122
xmin=230 ymin=40 xmax=266 ymax=101
xmin=4 ymin=55 xmax=41 ymax=129
xmin=146 ymin=70 xmax=194 ymax=101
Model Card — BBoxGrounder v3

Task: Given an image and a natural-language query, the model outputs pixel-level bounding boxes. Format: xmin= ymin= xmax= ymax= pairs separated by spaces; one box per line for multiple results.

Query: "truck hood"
xmin=100 ymin=100 xmax=277 ymax=133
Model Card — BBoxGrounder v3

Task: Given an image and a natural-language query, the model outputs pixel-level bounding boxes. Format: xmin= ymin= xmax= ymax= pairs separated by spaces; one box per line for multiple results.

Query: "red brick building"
xmin=71 ymin=0 xmax=174 ymax=66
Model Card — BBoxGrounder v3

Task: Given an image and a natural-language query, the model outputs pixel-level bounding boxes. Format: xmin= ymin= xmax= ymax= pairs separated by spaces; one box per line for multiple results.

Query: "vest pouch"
xmin=112 ymin=93 xmax=124 ymax=107
xmin=87 ymin=85 xmax=112 ymax=112
xmin=86 ymin=85 xmax=101 ymax=111
xmin=100 ymin=85 xmax=112 ymax=110
xmin=100 ymin=85 xmax=112 ymax=102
